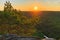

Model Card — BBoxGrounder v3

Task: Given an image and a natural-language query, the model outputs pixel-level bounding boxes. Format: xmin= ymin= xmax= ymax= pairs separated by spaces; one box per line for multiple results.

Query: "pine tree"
xmin=4 ymin=1 xmax=13 ymax=12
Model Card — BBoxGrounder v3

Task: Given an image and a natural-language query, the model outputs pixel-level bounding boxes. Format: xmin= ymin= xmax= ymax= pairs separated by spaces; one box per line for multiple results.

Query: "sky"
xmin=0 ymin=0 xmax=60 ymax=11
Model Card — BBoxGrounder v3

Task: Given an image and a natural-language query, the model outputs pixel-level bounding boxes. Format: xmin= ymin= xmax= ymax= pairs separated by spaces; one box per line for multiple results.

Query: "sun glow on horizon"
xmin=34 ymin=6 xmax=38 ymax=11
xmin=32 ymin=6 xmax=41 ymax=16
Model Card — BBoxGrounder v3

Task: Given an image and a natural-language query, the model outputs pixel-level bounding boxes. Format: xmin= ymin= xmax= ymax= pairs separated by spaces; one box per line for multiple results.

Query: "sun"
xmin=34 ymin=6 xmax=38 ymax=11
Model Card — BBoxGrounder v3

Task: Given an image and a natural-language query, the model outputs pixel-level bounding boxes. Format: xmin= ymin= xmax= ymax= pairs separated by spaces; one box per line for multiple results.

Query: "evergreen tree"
xmin=4 ymin=1 xmax=13 ymax=12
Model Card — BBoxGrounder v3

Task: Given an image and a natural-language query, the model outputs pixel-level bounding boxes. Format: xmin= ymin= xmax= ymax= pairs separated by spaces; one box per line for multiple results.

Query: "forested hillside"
xmin=0 ymin=1 xmax=60 ymax=40
xmin=37 ymin=11 xmax=60 ymax=39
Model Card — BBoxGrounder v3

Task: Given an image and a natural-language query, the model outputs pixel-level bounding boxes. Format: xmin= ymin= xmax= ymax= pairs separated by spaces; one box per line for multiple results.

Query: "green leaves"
xmin=32 ymin=32 xmax=44 ymax=38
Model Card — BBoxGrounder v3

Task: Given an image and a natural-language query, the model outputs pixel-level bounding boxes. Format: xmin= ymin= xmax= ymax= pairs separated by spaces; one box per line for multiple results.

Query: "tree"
xmin=0 ymin=1 xmax=45 ymax=37
xmin=4 ymin=1 xmax=13 ymax=12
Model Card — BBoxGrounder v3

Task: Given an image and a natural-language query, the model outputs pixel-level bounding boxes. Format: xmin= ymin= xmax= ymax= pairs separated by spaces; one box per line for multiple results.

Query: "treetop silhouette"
xmin=4 ymin=1 xmax=14 ymax=12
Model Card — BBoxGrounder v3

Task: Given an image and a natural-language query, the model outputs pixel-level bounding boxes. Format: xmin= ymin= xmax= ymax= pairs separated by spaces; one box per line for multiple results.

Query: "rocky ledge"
xmin=0 ymin=34 xmax=41 ymax=40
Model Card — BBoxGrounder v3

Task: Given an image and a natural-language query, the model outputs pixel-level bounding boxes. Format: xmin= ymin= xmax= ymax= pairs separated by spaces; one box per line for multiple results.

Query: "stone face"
xmin=0 ymin=34 xmax=41 ymax=40
xmin=42 ymin=38 xmax=56 ymax=40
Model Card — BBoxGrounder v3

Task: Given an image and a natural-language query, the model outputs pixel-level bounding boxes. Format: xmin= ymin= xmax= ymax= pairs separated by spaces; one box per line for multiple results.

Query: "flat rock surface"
xmin=0 ymin=34 xmax=40 ymax=40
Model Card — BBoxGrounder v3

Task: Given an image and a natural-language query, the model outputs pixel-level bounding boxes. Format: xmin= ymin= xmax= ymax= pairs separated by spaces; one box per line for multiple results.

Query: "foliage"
xmin=0 ymin=1 xmax=40 ymax=37
xmin=32 ymin=32 xmax=44 ymax=38
xmin=36 ymin=11 xmax=60 ymax=39
xmin=1 ymin=1 xmax=60 ymax=39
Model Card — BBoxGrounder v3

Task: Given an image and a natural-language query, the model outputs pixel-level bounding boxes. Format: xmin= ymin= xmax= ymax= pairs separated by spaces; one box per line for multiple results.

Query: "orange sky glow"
xmin=0 ymin=0 xmax=60 ymax=11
